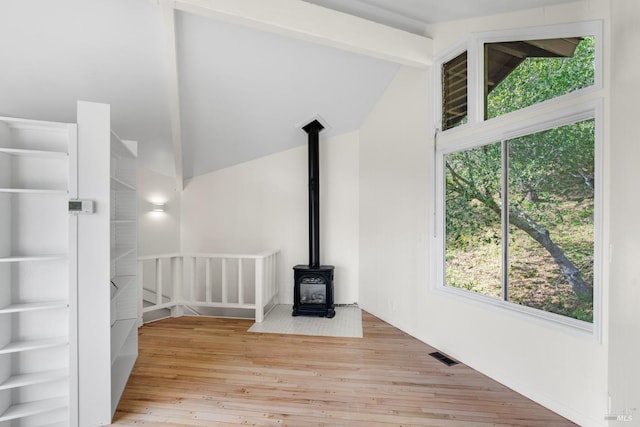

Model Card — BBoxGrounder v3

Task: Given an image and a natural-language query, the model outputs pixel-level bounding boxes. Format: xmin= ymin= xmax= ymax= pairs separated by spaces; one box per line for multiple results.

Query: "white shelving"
xmin=0 ymin=102 xmax=137 ymax=426
xmin=0 ymin=115 xmax=76 ymax=425
xmin=111 ymin=247 xmax=136 ymax=263
xmin=0 ymin=338 xmax=68 ymax=355
xmin=76 ymin=102 xmax=138 ymax=425
xmin=0 ymin=369 xmax=69 ymax=391
xmin=109 ymin=131 xmax=138 ymax=417
xmin=110 ymin=319 xmax=137 ymax=363
xmin=0 ymin=188 xmax=67 ymax=194
xmin=0 ymin=301 xmax=68 ymax=314
xmin=0 ymin=397 xmax=68 ymax=422
xmin=0 ymin=255 xmax=66 ymax=263
xmin=111 ymin=176 xmax=135 ymax=191
xmin=0 ymin=147 xmax=67 ymax=158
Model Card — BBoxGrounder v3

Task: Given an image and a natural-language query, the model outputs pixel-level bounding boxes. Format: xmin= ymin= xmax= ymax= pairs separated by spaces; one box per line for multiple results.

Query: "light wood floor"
xmin=111 ymin=312 xmax=576 ymax=426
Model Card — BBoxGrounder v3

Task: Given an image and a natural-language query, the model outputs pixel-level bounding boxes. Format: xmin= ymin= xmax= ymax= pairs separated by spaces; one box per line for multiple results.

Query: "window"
xmin=445 ymin=119 xmax=595 ymax=322
xmin=436 ymin=23 xmax=602 ymax=329
xmin=485 ymin=37 xmax=595 ymax=119
xmin=442 ymin=51 xmax=468 ymax=130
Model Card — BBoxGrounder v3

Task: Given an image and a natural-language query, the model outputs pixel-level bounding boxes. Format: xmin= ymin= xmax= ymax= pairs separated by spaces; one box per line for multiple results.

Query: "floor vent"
xmin=429 ymin=351 xmax=459 ymax=366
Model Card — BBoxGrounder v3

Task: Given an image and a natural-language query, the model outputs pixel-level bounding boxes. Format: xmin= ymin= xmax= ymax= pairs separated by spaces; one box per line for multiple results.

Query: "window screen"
xmin=442 ymin=51 xmax=468 ymax=130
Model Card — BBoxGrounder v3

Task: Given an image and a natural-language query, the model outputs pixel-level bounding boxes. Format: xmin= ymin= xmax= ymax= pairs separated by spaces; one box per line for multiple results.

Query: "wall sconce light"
xmin=151 ymin=202 xmax=166 ymax=212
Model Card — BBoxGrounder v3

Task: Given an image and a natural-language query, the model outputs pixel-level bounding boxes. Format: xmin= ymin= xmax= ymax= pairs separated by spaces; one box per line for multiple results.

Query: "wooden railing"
xmin=138 ymin=250 xmax=279 ymax=323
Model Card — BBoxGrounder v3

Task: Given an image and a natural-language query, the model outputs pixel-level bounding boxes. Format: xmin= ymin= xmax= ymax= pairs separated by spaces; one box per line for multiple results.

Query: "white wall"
xmin=359 ymin=65 xmax=431 ymax=317
xmin=358 ymin=3 xmax=612 ymax=426
xmin=180 ymin=131 xmax=360 ymax=305
xmin=608 ymin=1 xmax=640 ymax=424
xmin=137 ymin=167 xmax=181 ymax=256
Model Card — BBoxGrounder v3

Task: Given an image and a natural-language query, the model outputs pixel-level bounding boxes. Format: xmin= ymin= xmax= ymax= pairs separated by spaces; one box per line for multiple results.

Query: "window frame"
xmin=433 ymin=41 xmax=470 ymax=133
xmin=434 ymin=21 xmax=603 ymax=133
xmin=439 ymin=48 xmax=469 ymax=131
xmin=433 ymin=21 xmax=604 ymax=339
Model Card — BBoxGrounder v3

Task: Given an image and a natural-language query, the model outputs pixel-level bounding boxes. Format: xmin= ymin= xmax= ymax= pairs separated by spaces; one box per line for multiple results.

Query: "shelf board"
xmin=111 ymin=276 xmax=136 ymax=302
xmin=111 ymin=353 xmax=137 ymax=415
xmin=0 ymin=300 xmax=68 ymax=314
xmin=0 ymin=337 xmax=68 ymax=355
xmin=0 ymin=147 xmax=68 ymax=158
xmin=40 ymin=420 xmax=71 ymax=427
xmin=112 ymin=275 xmax=135 ymax=286
xmin=111 ymin=247 xmax=136 ymax=262
xmin=110 ymin=176 xmax=135 ymax=191
xmin=0 ymin=188 xmax=67 ymax=194
xmin=0 ymin=369 xmax=69 ymax=391
xmin=111 ymin=319 xmax=137 ymax=364
xmin=111 ymin=132 xmax=137 ymax=159
xmin=0 ymin=115 xmax=71 ymax=130
xmin=111 ymin=247 xmax=136 ymax=263
xmin=111 ymin=219 xmax=136 ymax=224
xmin=0 ymin=255 xmax=66 ymax=263
xmin=0 ymin=397 xmax=67 ymax=422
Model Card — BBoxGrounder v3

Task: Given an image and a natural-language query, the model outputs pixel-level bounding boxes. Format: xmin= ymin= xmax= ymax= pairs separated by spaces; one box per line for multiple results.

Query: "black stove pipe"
xmin=302 ymin=119 xmax=324 ymax=269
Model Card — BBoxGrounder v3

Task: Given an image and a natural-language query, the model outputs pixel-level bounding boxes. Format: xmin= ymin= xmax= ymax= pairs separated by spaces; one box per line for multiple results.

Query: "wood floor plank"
xmin=110 ymin=312 xmax=576 ymax=426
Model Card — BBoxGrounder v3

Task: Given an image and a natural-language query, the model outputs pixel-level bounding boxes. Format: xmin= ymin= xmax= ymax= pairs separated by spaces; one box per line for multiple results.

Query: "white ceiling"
xmin=0 ymin=0 xmax=580 ymax=181
xmin=0 ymin=0 xmax=174 ymax=175
xmin=176 ymin=11 xmax=399 ymax=177
xmin=303 ymin=0 xmax=579 ymax=34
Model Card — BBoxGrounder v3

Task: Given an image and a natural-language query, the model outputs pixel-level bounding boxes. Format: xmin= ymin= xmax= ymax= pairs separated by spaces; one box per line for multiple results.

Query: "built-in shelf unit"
xmin=76 ymin=101 xmax=138 ymax=426
xmin=0 ymin=116 xmax=77 ymax=426
xmin=0 ymin=102 xmax=139 ymax=426
xmin=109 ymin=129 xmax=138 ymax=415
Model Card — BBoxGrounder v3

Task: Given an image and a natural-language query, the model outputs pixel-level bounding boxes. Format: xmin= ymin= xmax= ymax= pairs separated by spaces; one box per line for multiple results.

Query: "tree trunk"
xmin=446 ymin=162 xmax=592 ymax=296
xmin=508 ymin=206 xmax=592 ymax=296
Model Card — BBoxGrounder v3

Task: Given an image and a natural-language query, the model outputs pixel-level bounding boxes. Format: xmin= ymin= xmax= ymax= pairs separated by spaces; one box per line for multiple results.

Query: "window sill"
xmin=434 ymin=284 xmax=596 ymax=338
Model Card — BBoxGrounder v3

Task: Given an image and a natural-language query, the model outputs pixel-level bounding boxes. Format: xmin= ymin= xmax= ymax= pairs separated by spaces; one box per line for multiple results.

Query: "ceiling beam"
xmin=160 ymin=0 xmax=184 ymax=190
xmin=173 ymin=0 xmax=433 ymax=67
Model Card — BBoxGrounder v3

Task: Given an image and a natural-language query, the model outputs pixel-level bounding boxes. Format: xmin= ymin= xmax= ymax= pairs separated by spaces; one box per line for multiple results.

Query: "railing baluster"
xmin=170 ymin=257 xmax=177 ymax=302
xmin=267 ymin=254 xmax=273 ymax=301
xmin=238 ymin=258 xmax=244 ymax=305
xmin=155 ymin=258 xmax=163 ymax=306
xmin=171 ymin=256 xmax=184 ymax=318
xmin=255 ymin=257 xmax=264 ymax=322
xmin=137 ymin=260 xmax=144 ymax=326
xmin=205 ymin=257 xmax=212 ymax=303
xmin=273 ymin=253 xmax=278 ymax=299
xmin=221 ymin=258 xmax=228 ymax=304
xmin=189 ymin=256 xmax=196 ymax=302
xmin=264 ymin=255 xmax=270 ymax=302
xmin=265 ymin=254 xmax=271 ymax=302
xmin=273 ymin=253 xmax=278 ymax=300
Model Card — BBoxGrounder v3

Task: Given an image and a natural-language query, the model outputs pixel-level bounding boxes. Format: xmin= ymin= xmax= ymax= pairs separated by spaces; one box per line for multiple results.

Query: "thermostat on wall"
xmin=68 ymin=199 xmax=94 ymax=215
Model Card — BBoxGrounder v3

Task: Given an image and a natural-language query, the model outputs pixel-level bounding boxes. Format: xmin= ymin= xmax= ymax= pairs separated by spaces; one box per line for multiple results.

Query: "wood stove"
xmin=293 ymin=265 xmax=335 ymax=317
xmin=292 ymin=119 xmax=335 ymax=318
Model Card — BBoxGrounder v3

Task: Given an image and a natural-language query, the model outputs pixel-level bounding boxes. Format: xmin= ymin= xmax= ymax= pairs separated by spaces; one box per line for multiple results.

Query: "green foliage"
xmin=487 ymin=37 xmax=595 ymax=118
xmin=570 ymin=293 xmax=595 ymax=322
xmin=445 ymin=142 xmax=502 ymax=243
xmin=445 ymin=37 xmax=596 ymax=321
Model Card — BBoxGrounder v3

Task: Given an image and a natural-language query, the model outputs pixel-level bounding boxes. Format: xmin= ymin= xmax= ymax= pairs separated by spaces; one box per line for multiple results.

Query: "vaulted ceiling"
xmin=0 ymin=0 xmax=579 ymax=185
xmin=305 ymin=0 xmax=581 ymax=34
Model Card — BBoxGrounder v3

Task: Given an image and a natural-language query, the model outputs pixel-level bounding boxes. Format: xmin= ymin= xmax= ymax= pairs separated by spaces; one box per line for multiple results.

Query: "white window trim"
xmin=433 ymin=19 xmax=605 ymax=340
xmin=433 ymin=20 xmax=603 ymax=135
xmin=474 ymin=21 xmax=603 ymax=125
xmin=432 ymin=40 xmax=469 ymax=133
xmin=435 ymin=100 xmax=603 ymax=339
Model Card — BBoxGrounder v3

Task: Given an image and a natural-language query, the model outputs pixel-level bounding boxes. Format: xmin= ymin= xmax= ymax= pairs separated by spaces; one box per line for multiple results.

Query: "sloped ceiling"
xmin=304 ymin=0 xmax=580 ymax=34
xmin=0 ymin=0 xmax=580 ymax=181
xmin=0 ymin=0 xmax=174 ymax=175
xmin=176 ymin=11 xmax=399 ymax=178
